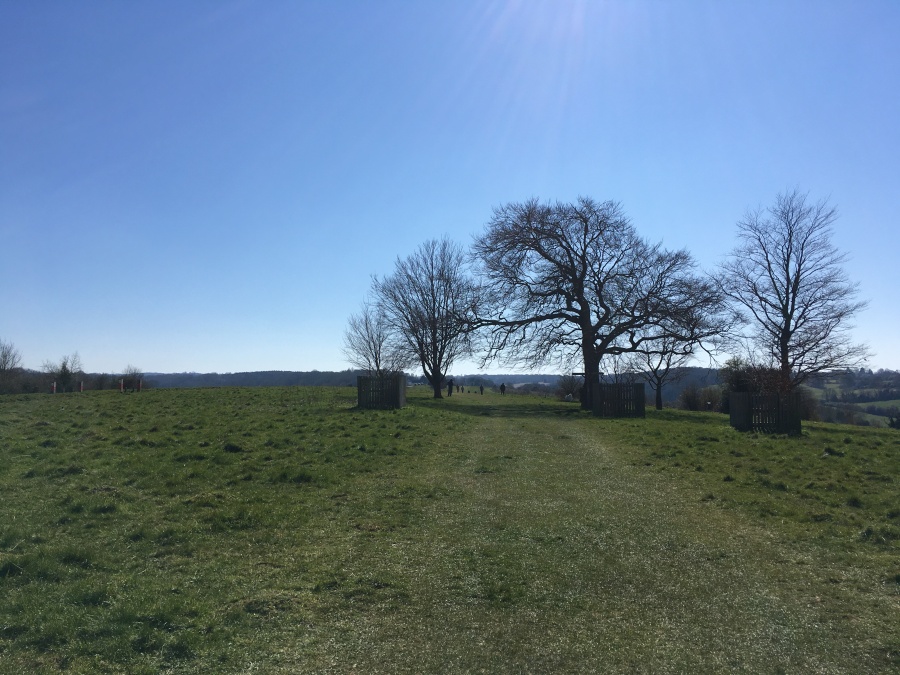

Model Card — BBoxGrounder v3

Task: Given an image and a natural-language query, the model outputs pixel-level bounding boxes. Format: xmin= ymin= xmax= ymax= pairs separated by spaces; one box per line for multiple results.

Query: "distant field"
xmin=854 ymin=399 xmax=900 ymax=412
xmin=819 ymin=403 xmax=895 ymax=428
xmin=0 ymin=387 xmax=897 ymax=673
xmin=807 ymin=383 xmax=900 ymax=420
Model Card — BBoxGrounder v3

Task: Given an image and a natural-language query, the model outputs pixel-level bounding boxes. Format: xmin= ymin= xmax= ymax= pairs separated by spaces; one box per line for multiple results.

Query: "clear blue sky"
xmin=2 ymin=1 xmax=898 ymax=374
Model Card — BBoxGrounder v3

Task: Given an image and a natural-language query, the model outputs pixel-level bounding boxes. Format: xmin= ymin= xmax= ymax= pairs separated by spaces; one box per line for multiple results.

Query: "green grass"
xmin=0 ymin=387 xmax=897 ymax=672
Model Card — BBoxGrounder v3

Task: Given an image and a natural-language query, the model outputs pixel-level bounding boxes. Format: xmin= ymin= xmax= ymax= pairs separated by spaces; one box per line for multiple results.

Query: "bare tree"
xmin=0 ymin=338 xmax=22 ymax=373
xmin=373 ymin=238 xmax=474 ymax=398
xmin=719 ymin=190 xmax=869 ymax=391
xmin=122 ymin=364 xmax=143 ymax=391
xmin=634 ymin=275 xmax=734 ymax=409
xmin=43 ymin=352 xmax=83 ymax=392
xmin=471 ymin=197 xmax=724 ymax=409
xmin=601 ymin=353 xmax=639 ymax=385
xmin=0 ymin=338 xmax=23 ymax=393
xmin=634 ymin=338 xmax=693 ymax=411
xmin=342 ymin=300 xmax=410 ymax=376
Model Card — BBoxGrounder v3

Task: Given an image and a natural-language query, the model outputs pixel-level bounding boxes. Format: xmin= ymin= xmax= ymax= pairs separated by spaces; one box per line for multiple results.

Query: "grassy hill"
xmin=0 ymin=387 xmax=897 ymax=672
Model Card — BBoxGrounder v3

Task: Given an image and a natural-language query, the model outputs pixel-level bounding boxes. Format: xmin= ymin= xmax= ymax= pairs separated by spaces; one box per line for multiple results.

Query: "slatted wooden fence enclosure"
xmin=357 ymin=374 xmax=406 ymax=410
xmin=592 ymin=383 xmax=646 ymax=418
xmin=729 ymin=392 xmax=801 ymax=434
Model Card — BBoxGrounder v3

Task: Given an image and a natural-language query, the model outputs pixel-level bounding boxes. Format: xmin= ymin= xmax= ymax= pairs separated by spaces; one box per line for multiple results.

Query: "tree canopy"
xmin=719 ymin=190 xmax=869 ymax=390
xmin=372 ymin=238 xmax=474 ymax=398
xmin=471 ymin=197 xmax=725 ymax=408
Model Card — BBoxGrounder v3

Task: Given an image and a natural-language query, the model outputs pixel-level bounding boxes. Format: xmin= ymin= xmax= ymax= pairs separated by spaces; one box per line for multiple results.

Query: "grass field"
xmin=854 ymin=399 xmax=900 ymax=413
xmin=0 ymin=387 xmax=897 ymax=673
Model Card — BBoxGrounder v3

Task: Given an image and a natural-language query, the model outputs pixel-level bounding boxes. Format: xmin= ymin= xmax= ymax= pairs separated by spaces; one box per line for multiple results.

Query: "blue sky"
xmin=2 ymin=1 xmax=898 ymax=374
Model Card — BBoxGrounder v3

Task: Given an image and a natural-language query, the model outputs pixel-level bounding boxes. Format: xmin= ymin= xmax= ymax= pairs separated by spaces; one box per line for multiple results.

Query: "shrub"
xmin=678 ymin=384 xmax=702 ymax=411
xmin=700 ymin=385 xmax=722 ymax=412
xmin=556 ymin=375 xmax=582 ymax=401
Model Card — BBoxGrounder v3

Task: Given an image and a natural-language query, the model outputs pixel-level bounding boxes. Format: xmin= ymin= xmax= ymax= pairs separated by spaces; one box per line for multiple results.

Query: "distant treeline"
xmin=146 ymin=370 xmax=362 ymax=389
xmin=5 ymin=366 xmax=896 ymax=401
xmin=0 ymin=368 xmax=568 ymax=393
xmin=143 ymin=371 xmax=556 ymax=390
xmin=0 ymin=369 xmax=140 ymax=394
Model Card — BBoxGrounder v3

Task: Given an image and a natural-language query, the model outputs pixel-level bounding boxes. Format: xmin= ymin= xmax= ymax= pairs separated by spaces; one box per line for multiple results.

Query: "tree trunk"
xmin=779 ymin=331 xmax=793 ymax=392
xmin=425 ymin=370 xmax=443 ymax=399
xmin=582 ymin=343 xmax=600 ymax=411
xmin=655 ymin=384 xmax=663 ymax=411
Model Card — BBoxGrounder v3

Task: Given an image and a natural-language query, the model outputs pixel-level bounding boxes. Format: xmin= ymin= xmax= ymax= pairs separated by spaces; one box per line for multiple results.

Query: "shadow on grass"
xmin=361 ymin=390 xmax=749 ymax=435
xmin=649 ymin=408 xmax=736 ymax=428
xmin=415 ymin=396 xmax=589 ymax=420
xmin=414 ymin=396 xmax=730 ymax=425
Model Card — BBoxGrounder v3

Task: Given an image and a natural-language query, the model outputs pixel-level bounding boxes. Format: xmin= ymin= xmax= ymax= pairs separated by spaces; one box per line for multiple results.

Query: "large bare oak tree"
xmin=719 ymin=190 xmax=869 ymax=391
xmin=471 ymin=197 xmax=724 ymax=409
xmin=373 ymin=238 xmax=473 ymax=398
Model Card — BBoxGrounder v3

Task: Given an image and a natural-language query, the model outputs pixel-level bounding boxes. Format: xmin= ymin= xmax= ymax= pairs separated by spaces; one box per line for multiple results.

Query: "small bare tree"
xmin=634 ymin=275 xmax=734 ymax=410
xmin=0 ymin=338 xmax=23 ymax=393
xmin=43 ymin=352 xmax=83 ymax=392
xmin=122 ymin=364 xmax=143 ymax=391
xmin=601 ymin=354 xmax=639 ymax=385
xmin=342 ymin=301 xmax=410 ymax=376
xmin=719 ymin=190 xmax=869 ymax=391
xmin=0 ymin=338 xmax=22 ymax=373
xmin=373 ymin=238 xmax=474 ymax=398
xmin=634 ymin=338 xmax=694 ymax=411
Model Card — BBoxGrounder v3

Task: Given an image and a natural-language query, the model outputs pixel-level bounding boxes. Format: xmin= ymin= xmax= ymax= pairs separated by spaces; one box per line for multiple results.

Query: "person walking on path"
xmin=499 ymin=383 xmax=506 ymax=395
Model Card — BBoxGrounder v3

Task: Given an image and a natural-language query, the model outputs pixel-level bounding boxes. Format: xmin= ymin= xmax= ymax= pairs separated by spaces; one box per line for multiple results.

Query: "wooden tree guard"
xmin=357 ymin=374 xmax=407 ymax=410
xmin=730 ymin=392 xmax=801 ymax=435
xmin=592 ymin=383 xmax=646 ymax=418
